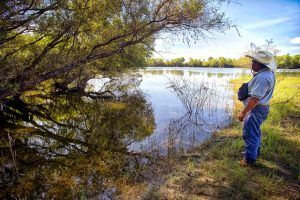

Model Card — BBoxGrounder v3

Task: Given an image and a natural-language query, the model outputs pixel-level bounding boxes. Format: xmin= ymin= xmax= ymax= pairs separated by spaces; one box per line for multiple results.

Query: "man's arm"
xmin=238 ymin=97 xmax=260 ymax=121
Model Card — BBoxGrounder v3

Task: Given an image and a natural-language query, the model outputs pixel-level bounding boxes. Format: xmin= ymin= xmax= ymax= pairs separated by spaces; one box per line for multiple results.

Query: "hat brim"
xmin=266 ymin=59 xmax=277 ymax=71
xmin=245 ymin=54 xmax=277 ymax=71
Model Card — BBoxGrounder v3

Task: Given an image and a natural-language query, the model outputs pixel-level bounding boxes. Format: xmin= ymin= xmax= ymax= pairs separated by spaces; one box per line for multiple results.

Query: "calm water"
xmin=127 ymin=67 xmax=247 ymax=154
xmin=126 ymin=67 xmax=300 ymax=154
xmin=1 ymin=66 xmax=298 ymax=198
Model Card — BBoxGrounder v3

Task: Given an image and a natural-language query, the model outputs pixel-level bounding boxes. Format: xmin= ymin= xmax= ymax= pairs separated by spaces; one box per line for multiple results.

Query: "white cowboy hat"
xmin=245 ymin=51 xmax=277 ymax=71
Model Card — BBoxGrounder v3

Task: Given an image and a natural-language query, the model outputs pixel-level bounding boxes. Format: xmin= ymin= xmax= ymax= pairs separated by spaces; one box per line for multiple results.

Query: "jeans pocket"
xmin=258 ymin=107 xmax=269 ymax=121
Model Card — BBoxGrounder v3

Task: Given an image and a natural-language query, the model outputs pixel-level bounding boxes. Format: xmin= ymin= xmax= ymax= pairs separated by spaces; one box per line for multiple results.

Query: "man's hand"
xmin=238 ymin=111 xmax=246 ymax=122
xmin=238 ymin=97 xmax=259 ymax=122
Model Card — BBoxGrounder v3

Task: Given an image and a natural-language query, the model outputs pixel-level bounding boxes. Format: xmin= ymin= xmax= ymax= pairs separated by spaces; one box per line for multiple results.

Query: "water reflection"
xmin=0 ymin=77 xmax=154 ymax=199
xmin=129 ymin=67 xmax=239 ymax=155
xmin=1 ymin=67 xmax=296 ymax=198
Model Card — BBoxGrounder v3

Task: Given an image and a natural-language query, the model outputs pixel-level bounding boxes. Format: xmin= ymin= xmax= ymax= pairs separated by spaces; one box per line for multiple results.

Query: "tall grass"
xmin=132 ymin=73 xmax=300 ymax=200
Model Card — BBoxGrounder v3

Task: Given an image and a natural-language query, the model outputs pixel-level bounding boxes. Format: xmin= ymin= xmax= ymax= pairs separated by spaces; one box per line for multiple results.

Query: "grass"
xmin=118 ymin=73 xmax=300 ymax=200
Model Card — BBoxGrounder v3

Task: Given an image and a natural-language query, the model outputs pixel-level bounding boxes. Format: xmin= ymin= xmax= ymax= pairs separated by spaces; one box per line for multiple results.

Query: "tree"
xmin=275 ymin=54 xmax=300 ymax=69
xmin=147 ymin=57 xmax=166 ymax=66
xmin=0 ymin=0 xmax=232 ymax=102
xmin=0 ymin=89 xmax=155 ymax=198
xmin=188 ymin=58 xmax=203 ymax=67
xmin=245 ymin=39 xmax=280 ymax=56
xmin=217 ymin=57 xmax=226 ymax=68
xmin=0 ymin=1 xmax=234 ymax=197
xmin=170 ymin=57 xmax=185 ymax=67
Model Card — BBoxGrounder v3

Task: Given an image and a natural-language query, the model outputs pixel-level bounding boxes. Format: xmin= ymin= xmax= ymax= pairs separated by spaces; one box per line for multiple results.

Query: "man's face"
xmin=251 ymin=60 xmax=261 ymax=72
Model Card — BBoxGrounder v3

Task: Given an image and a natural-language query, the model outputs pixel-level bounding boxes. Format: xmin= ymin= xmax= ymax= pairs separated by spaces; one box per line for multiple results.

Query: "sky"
xmin=153 ymin=0 xmax=300 ymax=60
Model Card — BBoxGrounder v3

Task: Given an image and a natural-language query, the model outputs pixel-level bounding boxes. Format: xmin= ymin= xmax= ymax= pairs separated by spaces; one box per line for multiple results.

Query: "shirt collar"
xmin=253 ymin=67 xmax=269 ymax=76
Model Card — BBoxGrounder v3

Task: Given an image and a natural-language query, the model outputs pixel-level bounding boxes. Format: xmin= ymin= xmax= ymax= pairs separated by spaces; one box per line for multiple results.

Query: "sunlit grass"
xmin=134 ymin=73 xmax=300 ymax=200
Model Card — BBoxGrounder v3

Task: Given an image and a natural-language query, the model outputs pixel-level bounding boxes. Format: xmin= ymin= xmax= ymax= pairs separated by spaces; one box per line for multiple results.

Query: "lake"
xmin=1 ymin=66 xmax=298 ymax=198
xmin=127 ymin=67 xmax=300 ymax=154
xmin=126 ymin=67 xmax=247 ymax=155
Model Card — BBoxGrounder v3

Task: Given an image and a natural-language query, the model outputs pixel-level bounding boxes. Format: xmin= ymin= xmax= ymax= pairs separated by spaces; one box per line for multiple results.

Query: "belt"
xmin=256 ymin=104 xmax=269 ymax=107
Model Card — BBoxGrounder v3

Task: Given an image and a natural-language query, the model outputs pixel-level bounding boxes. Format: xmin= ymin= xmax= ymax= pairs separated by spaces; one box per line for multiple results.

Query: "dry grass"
xmin=118 ymin=73 xmax=300 ymax=200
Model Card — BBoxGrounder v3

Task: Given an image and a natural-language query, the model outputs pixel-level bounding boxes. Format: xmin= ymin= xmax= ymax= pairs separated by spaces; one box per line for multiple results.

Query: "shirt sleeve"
xmin=249 ymin=77 xmax=269 ymax=99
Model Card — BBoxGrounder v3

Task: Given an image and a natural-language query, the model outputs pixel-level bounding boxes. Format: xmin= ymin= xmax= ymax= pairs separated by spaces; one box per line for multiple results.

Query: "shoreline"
xmin=118 ymin=73 xmax=300 ymax=199
xmin=144 ymin=66 xmax=300 ymax=73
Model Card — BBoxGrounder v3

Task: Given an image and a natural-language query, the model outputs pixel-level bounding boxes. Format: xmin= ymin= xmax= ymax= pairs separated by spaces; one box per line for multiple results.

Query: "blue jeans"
xmin=243 ymin=105 xmax=269 ymax=162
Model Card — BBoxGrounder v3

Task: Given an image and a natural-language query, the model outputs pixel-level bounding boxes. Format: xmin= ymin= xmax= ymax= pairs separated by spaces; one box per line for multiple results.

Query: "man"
xmin=238 ymin=51 xmax=276 ymax=166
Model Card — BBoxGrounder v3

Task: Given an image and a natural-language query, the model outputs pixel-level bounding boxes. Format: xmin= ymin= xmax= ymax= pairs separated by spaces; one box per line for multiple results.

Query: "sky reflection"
xmin=129 ymin=67 xmax=242 ymax=155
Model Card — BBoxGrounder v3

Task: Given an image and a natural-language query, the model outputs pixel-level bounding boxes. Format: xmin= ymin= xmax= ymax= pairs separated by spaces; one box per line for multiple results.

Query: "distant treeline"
xmin=147 ymin=54 xmax=300 ymax=69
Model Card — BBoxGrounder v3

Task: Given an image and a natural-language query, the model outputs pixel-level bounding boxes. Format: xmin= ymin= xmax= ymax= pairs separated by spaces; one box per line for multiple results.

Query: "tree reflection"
xmin=0 ymin=79 xmax=154 ymax=199
xmin=164 ymin=77 xmax=231 ymax=155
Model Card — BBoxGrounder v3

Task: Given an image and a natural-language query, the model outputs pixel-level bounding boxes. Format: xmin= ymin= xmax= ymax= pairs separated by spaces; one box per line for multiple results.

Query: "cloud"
xmin=153 ymin=29 xmax=265 ymax=60
xmin=244 ymin=17 xmax=291 ymax=29
xmin=152 ymin=45 xmax=246 ymax=60
xmin=279 ymin=46 xmax=300 ymax=55
xmin=289 ymin=37 xmax=300 ymax=44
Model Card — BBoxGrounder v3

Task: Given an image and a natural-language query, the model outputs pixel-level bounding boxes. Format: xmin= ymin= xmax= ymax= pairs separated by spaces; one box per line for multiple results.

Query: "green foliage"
xmin=1 ymin=88 xmax=155 ymax=198
xmin=138 ymin=73 xmax=300 ymax=200
xmin=147 ymin=54 xmax=300 ymax=68
xmin=0 ymin=0 xmax=232 ymax=100
xmin=276 ymin=54 xmax=300 ymax=69
xmin=0 ymin=0 xmax=234 ymax=198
